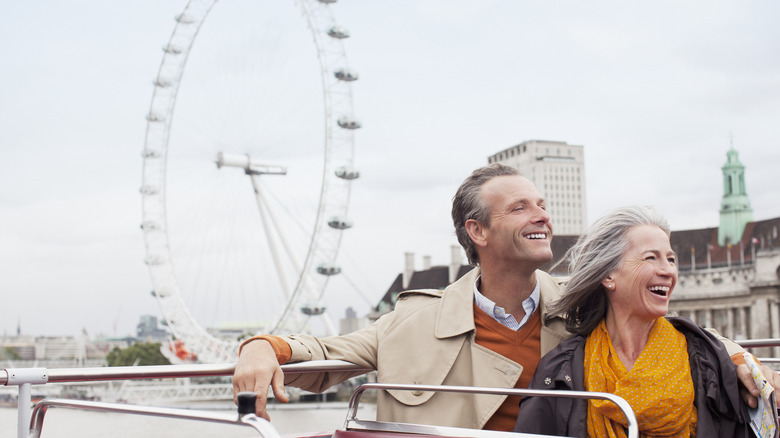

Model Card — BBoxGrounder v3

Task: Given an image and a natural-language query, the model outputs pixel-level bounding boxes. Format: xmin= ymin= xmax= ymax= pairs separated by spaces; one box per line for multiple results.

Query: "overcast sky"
xmin=2 ymin=1 xmax=779 ymax=339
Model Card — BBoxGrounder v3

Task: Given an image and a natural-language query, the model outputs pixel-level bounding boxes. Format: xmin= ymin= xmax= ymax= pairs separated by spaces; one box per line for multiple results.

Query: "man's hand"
xmin=232 ymin=340 xmax=289 ymax=420
xmin=736 ymin=363 xmax=780 ymax=408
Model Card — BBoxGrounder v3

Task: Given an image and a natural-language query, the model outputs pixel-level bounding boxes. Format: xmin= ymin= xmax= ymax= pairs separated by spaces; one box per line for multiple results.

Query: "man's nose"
xmin=533 ymin=206 xmax=551 ymax=224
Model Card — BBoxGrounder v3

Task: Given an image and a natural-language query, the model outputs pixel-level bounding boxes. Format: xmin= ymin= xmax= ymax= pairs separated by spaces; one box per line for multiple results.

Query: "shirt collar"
xmin=473 ymin=276 xmax=540 ymax=329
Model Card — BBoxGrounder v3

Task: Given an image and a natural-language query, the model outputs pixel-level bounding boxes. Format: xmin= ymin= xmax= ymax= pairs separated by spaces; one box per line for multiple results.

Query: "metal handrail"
xmin=737 ymin=338 xmax=780 ymax=349
xmin=27 ymin=398 xmax=280 ymax=438
xmin=1 ymin=359 xmax=370 ymax=385
xmin=344 ymin=383 xmax=639 ymax=438
xmin=6 ymin=350 xmax=776 ymax=438
xmin=3 ymin=360 xmax=371 ymax=438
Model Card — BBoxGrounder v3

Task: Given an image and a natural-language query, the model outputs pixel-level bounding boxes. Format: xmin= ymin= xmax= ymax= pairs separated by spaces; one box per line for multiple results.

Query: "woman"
xmin=513 ymin=206 xmax=752 ymax=437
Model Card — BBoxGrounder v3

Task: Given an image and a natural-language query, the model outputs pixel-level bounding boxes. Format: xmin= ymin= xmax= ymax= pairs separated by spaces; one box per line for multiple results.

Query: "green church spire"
xmin=718 ymin=143 xmax=753 ymax=246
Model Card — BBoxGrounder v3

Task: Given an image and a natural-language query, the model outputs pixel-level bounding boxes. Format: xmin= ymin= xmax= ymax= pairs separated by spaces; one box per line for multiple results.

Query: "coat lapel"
xmin=435 ymin=268 xmax=479 ymax=339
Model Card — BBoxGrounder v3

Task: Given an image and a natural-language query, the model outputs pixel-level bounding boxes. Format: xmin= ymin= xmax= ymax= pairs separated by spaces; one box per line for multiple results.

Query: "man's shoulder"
xmin=396 ymin=288 xmax=444 ymax=301
xmin=537 ymin=269 xmax=569 ymax=286
xmin=536 ymin=270 xmax=569 ymax=301
xmin=395 ymin=267 xmax=478 ymax=303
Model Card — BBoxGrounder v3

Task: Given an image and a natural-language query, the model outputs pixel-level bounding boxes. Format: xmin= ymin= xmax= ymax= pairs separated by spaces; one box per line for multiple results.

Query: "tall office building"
xmin=487 ymin=140 xmax=587 ymax=235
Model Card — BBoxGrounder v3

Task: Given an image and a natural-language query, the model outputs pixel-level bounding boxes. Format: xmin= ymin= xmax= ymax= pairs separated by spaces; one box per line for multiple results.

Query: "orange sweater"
xmin=473 ymin=302 xmax=542 ymax=431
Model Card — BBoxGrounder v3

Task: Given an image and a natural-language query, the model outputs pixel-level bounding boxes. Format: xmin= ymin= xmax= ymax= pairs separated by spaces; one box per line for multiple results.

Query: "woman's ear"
xmin=465 ymin=219 xmax=487 ymax=249
xmin=601 ymin=275 xmax=615 ymax=291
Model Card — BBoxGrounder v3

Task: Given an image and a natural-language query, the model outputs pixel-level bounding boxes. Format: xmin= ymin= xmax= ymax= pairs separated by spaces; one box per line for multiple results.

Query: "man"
xmin=234 ymin=164 xmax=775 ymax=431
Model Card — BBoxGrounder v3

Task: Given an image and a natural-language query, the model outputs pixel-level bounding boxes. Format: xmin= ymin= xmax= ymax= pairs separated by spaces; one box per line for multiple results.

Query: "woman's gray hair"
xmin=451 ymin=164 xmax=519 ymax=265
xmin=548 ymin=205 xmax=671 ymax=335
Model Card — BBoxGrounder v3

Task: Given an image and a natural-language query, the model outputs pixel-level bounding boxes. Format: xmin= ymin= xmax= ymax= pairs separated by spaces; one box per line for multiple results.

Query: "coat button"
xmin=544 ymin=377 xmax=552 ymax=386
xmin=411 ymin=381 xmax=424 ymax=396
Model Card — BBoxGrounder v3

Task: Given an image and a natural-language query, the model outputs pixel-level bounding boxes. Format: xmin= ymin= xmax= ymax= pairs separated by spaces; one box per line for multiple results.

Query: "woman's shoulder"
xmin=530 ymin=334 xmax=587 ymax=389
xmin=666 ymin=316 xmax=736 ymax=367
xmin=666 ymin=316 xmax=722 ymax=344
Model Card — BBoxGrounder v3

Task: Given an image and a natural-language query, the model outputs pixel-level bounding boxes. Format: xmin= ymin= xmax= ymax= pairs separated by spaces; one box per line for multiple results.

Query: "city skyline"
xmin=2 ymin=1 xmax=780 ymax=338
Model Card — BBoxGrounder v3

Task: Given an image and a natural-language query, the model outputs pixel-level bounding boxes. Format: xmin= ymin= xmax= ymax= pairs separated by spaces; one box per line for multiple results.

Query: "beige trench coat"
xmin=281 ymin=268 xmax=571 ymax=429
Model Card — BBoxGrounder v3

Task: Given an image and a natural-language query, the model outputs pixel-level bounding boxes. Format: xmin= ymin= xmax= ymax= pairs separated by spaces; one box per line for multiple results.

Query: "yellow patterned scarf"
xmin=584 ymin=318 xmax=697 ymax=438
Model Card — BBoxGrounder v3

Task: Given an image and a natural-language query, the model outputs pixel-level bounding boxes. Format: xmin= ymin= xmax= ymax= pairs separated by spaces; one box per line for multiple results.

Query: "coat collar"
xmin=434 ymin=267 xmax=566 ymax=339
xmin=434 ymin=267 xmax=479 ymax=338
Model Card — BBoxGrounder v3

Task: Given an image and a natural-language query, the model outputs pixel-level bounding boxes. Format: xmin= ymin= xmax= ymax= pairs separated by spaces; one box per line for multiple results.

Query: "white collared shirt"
xmin=473 ymin=276 xmax=540 ymax=331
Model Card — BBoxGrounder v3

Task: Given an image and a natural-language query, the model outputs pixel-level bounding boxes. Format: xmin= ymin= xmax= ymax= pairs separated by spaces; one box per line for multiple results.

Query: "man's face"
xmin=479 ymin=175 xmax=553 ymax=268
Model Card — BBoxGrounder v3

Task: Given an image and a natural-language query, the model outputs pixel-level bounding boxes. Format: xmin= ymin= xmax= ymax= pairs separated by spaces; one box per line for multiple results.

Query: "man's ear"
xmin=465 ymin=219 xmax=487 ymax=249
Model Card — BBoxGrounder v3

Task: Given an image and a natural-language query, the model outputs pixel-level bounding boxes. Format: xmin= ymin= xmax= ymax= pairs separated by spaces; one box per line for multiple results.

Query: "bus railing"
xmin=6 ymin=337 xmax=780 ymax=438
xmin=2 ymin=360 xmax=370 ymax=438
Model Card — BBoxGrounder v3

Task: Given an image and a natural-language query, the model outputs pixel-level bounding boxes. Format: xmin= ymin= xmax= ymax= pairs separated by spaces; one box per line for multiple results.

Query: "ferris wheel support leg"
xmin=250 ymin=176 xmax=294 ymax=300
xmin=249 ymin=174 xmax=302 ymax=274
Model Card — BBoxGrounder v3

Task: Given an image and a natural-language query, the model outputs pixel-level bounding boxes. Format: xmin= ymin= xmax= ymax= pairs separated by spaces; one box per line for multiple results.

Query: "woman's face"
xmin=604 ymin=224 xmax=678 ymax=323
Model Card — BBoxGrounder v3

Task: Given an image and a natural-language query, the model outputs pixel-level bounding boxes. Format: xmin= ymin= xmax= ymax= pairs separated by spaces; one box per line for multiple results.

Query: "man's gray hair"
xmin=451 ymin=164 xmax=519 ymax=266
xmin=548 ymin=205 xmax=671 ymax=335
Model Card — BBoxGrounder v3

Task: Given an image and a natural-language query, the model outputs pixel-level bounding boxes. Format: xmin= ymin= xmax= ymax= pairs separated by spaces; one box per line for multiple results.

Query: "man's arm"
xmin=231 ymin=319 xmax=383 ymax=419
xmin=712 ymin=330 xmax=780 ymax=407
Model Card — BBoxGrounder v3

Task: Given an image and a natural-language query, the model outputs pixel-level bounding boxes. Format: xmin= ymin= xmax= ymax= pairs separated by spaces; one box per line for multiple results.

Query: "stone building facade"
xmin=670 ymin=219 xmax=780 ymax=358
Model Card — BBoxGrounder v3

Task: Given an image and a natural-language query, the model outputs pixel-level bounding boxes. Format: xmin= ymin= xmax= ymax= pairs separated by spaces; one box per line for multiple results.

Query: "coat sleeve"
xmin=280 ymin=316 xmax=383 ymax=392
xmin=703 ymin=327 xmax=745 ymax=357
xmin=279 ymin=291 xmax=442 ymax=393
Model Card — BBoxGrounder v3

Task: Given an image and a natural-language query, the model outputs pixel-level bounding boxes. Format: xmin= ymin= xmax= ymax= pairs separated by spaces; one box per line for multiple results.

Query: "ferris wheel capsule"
xmin=337 ymin=116 xmax=361 ymax=129
xmin=334 ymin=68 xmax=359 ymax=81
xmin=335 ymin=166 xmax=360 ymax=180
xmin=316 ymin=263 xmax=341 ymax=276
xmin=162 ymin=44 xmax=183 ymax=55
xmin=327 ymin=26 xmax=350 ymax=39
xmin=300 ymin=303 xmax=327 ymax=316
xmin=327 ymin=216 xmax=353 ymax=229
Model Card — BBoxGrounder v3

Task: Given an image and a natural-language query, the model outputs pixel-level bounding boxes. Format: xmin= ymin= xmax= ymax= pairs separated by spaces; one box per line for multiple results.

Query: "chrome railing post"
xmin=2 ymin=368 xmax=49 ymax=438
xmin=18 ymin=383 xmax=30 ymax=438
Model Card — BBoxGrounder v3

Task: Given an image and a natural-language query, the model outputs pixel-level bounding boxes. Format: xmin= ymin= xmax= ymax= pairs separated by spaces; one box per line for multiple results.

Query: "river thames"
xmin=0 ymin=402 xmax=376 ymax=438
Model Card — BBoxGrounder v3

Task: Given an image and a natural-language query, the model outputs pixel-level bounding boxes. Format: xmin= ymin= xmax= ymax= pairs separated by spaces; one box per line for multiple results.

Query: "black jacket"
xmin=513 ymin=317 xmax=753 ymax=437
